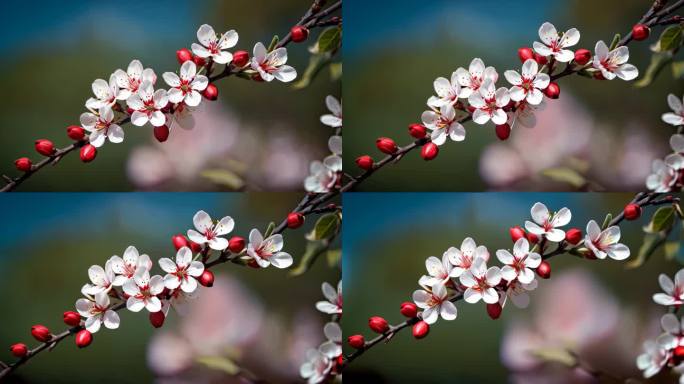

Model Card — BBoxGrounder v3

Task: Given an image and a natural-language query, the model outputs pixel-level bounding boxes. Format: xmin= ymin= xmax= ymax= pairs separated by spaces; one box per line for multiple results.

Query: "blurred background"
xmin=0 ymin=0 xmax=340 ymax=191
xmin=343 ymin=192 xmax=683 ymax=383
xmin=343 ymin=0 xmax=684 ymax=191
xmin=0 ymin=193 xmax=339 ymax=383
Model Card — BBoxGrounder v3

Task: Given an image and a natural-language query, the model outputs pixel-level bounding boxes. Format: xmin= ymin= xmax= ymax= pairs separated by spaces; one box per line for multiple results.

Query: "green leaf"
xmin=289 ymin=240 xmax=327 ymax=276
xmin=292 ymin=54 xmax=331 ymax=90
xmin=634 ymin=52 xmax=673 ymax=88
xmin=329 ymin=62 xmax=342 ymax=81
xmin=651 ymin=206 xmax=675 ymax=232
xmin=540 ymin=167 xmax=586 ymax=188
xmin=196 ymin=356 xmax=240 ymax=375
xmin=327 ymin=249 xmax=342 ymax=267
xmin=601 ymin=213 xmax=613 ymax=230
xmin=531 ymin=348 xmax=577 ymax=367
xmin=627 ymin=232 xmax=667 ymax=268
xmin=609 ymin=33 xmax=621 ymax=50
xmin=267 ymin=35 xmax=280 ymax=52
xmin=264 ymin=222 xmax=276 ymax=238
xmin=313 ymin=213 xmax=341 ymax=240
xmin=672 ymin=60 xmax=684 ymax=79
xmin=201 ymin=169 xmax=245 ymax=190
xmin=651 ymin=25 xmax=683 ymax=53
xmin=317 ymin=27 xmax=341 ymax=53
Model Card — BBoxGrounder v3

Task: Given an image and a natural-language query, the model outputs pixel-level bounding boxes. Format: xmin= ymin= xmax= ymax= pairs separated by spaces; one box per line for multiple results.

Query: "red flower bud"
xmin=509 ymin=226 xmax=526 ymax=242
xmin=171 ymin=234 xmax=189 ymax=250
xmin=536 ymin=260 xmax=551 ymax=279
xmin=35 ymin=139 xmax=55 ymax=156
xmin=543 ymin=82 xmax=560 ymax=99
xmin=75 ymin=329 xmax=92 ymax=348
xmin=199 ymin=270 xmax=214 ymax=287
xmin=232 ymin=50 xmax=250 ymax=67
xmin=534 ymin=53 xmax=548 ymax=65
xmin=287 ymin=212 xmax=305 ymax=229
xmin=376 ymin=137 xmax=397 ymax=154
xmin=632 ymin=24 xmax=650 ymax=41
xmin=624 ymin=203 xmax=642 ymax=220
xmin=486 ymin=303 xmax=503 ymax=320
xmin=14 ymin=157 xmax=32 ymax=172
xmin=9 ymin=343 xmax=28 ymax=358
xmin=412 ymin=320 xmax=430 ymax=339
xmin=31 ymin=325 xmax=51 ymax=342
xmin=518 ymin=47 xmax=535 ymax=63
xmin=192 ymin=55 xmax=206 ymax=67
xmin=176 ymin=48 xmax=193 ymax=64
xmin=154 ymin=125 xmax=170 ymax=143
xmin=674 ymin=345 xmax=684 ymax=359
xmin=400 ymin=302 xmax=418 ymax=318
xmin=347 ymin=334 xmax=365 ymax=349
xmin=368 ymin=316 xmax=389 ymax=334
xmin=355 ymin=155 xmax=374 ymax=170
xmin=564 ymin=228 xmax=583 ymax=245
xmin=290 ymin=26 xmax=309 ymax=42
xmin=408 ymin=123 xmax=427 ymax=139
xmin=149 ymin=311 xmax=165 ymax=328
xmin=573 ymin=49 xmax=591 ymax=65
xmin=526 ymin=232 xmax=539 ymax=244
xmin=189 ymin=241 xmax=202 ymax=253
xmin=203 ymin=83 xmax=218 ymax=100
xmin=66 ymin=125 xmax=86 ymax=141
xmin=228 ymin=236 xmax=245 ymax=253
xmin=80 ymin=144 xmax=97 ymax=163
xmin=63 ymin=311 xmax=81 ymax=327
xmin=420 ymin=142 xmax=439 ymax=161
xmin=593 ymin=72 xmax=606 ymax=81
xmin=495 ymin=124 xmax=511 ymax=141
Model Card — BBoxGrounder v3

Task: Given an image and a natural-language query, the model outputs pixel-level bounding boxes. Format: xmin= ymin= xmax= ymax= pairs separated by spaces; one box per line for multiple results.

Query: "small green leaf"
xmin=672 ymin=60 xmax=684 ymax=79
xmin=264 ymin=222 xmax=276 ymax=238
xmin=290 ymin=240 xmax=327 ymax=276
xmin=292 ymin=54 xmax=330 ymax=90
xmin=651 ymin=206 xmax=675 ymax=232
xmin=540 ymin=167 xmax=586 ymax=188
xmin=627 ymin=233 xmax=660 ymax=268
xmin=651 ymin=25 xmax=683 ymax=53
xmin=327 ymin=249 xmax=342 ymax=267
xmin=201 ymin=169 xmax=245 ymax=190
xmin=267 ymin=35 xmax=280 ymax=52
xmin=634 ymin=52 xmax=673 ymax=88
xmin=601 ymin=213 xmax=613 ymax=230
xmin=317 ymin=27 xmax=341 ymax=53
xmin=313 ymin=213 xmax=341 ymax=240
xmin=609 ymin=33 xmax=621 ymax=50
xmin=196 ymin=356 xmax=240 ymax=375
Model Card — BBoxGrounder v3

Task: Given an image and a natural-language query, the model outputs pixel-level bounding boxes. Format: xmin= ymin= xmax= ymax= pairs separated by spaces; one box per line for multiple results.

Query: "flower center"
xmin=204 ymin=229 xmax=215 ymax=240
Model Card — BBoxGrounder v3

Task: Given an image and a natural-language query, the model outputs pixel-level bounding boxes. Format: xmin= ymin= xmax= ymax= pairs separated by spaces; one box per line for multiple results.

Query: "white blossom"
xmin=109 ymin=245 xmax=152 ymax=286
xmin=122 ymin=267 xmax=164 ymax=313
xmin=468 ymin=80 xmax=510 ymax=125
xmin=81 ymin=260 xmax=115 ymax=296
xmin=663 ymin=94 xmax=684 ymax=126
xmin=653 ymin=269 xmax=684 ymax=306
xmin=113 ymin=59 xmax=156 ymax=100
xmin=421 ymin=103 xmax=466 ymax=144
xmin=592 ymin=40 xmax=638 ymax=81
xmin=497 ymin=237 xmax=542 ymax=284
xmin=251 ymin=42 xmax=297 ymax=82
xmin=455 ymin=58 xmax=498 ymax=98
xmin=86 ymin=75 xmax=119 ymax=110
xmin=524 ymin=202 xmax=571 ymax=242
xmin=321 ymin=95 xmax=342 ymax=128
xmin=191 ymin=24 xmax=238 ymax=64
xmin=427 ymin=71 xmax=461 ymax=108
xmin=460 ymin=257 xmax=502 ymax=304
xmin=158 ymin=246 xmax=205 ymax=293
xmin=316 ymin=281 xmax=342 ymax=315
xmin=412 ymin=282 xmax=458 ymax=324
xmin=163 ymin=61 xmax=208 ymax=107
xmin=533 ymin=22 xmax=580 ymax=62
xmin=246 ymin=228 xmax=293 ymax=269
xmin=583 ymin=220 xmax=630 ymax=260
xmin=127 ymin=81 xmax=168 ymax=127
xmin=187 ymin=210 xmax=234 ymax=251
xmin=300 ymin=349 xmax=332 ymax=384
xmin=319 ymin=322 xmax=342 ymax=359
xmin=504 ymin=59 xmax=549 ymax=105
xmin=446 ymin=237 xmax=490 ymax=277
xmin=80 ymin=106 xmax=124 ymax=147
xmin=75 ymin=292 xmax=120 ymax=333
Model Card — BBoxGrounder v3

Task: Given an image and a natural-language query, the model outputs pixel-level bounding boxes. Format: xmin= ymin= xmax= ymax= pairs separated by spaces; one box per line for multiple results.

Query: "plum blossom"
xmin=446 ymin=237 xmax=490 ymax=277
xmin=663 ymin=94 xmax=684 ymax=126
xmin=460 ymin=257 xmax=502 ymax=304
xmin=109 ymin=245 xmax=152 ymax=286
xmin=636 ymin=340 xmax=670 ymax=379
xmin=163 ymin=61 xmax=208 ymax=107
xmin=468 ymin=80 xmax=510 ymax=125
xmin=420 ymin=252 xmax=458 ymax=287
xmin=323 ymin=135 xmax=342 ymax=173
xmin=497 ymin=237 xmax=542 ymax=284
xmin=427 ymin=71 xmax=461 ymax=108
xmin=75 ymin=292 xmax=120 ymax=333
xmin=524 ymin=202 xmax=571 ymax=242
xmin=319 ymin=322 xmax=342 ymax=359
xmin=505 ymin=59 xmax=549 ymax=105
xmin=80 ymin=106 xmax=124 ymax=147
xmin=304 ymin=161 xmax=337 ymax=193
xmin=113 ymin=59 xmax=156 ymax=100
xmin=502 ymin=278 xmax=537 ymax=309
xmin=421 ymin=103 xmax=466 ymax=144
xmin=533 ymin=22 xmax=580 ymax=62
xmin=187 ymin=210 xmax=234 ymax=251
xmin=246 ymin=228 xmax=293 ymax=269
xmin=412 ymin=283 xmax=458 ymax=324
xmin=162 ymin=288 xmax=198 ymax=316
xmin=191 ymin=24 xmax=238 ymax=65
xmin=653 ymin=268 xmax=684 ymax=306
xmin=320 ymin=95 xmax=342 ymax=128
xmin=646 ymin=159 xmax=677 ymax=192
xmin=299 ymin=349 xmax=331 ymax=384
xmin=507 ymin=99 xmax=545 ymax=130
xmin=316 ymin=281 xmax=342 ymax=315
xmin=85 ymin=75 xmax=119 ymax=110
xmin=82 ymin=260 xmax=115 ymax=296
xmin=592 ymin=40 xmax=639 ymax=81
xmin=455 ymin=58 xmax=498 ymax=98
xmin=583 ymin=220 xmax=630 ymax=260
xmin=251 ymin=42 xmax=297 ymax=82
xmin=159 ymin=246 xmax=205 ymax=293
xmin=123 ymin=267 xmax=164 ymax=312
xmin=127 ymin=81 xmax=168 ymax=127
xmin=657 ymin=313 xmax=684 ymax=350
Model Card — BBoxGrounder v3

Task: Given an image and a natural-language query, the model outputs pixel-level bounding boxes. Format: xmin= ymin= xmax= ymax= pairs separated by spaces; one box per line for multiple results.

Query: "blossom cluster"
xmin=411 ymin=202 xmax=630 ymax=325
xmin=637 ymin=268 xmax=684 ymax=382
xmin=419 ymin=22 xmax=637 ymax=145
xmin=300 ymin=280 xmax=343 ymax=383
xmin=305 ymin=95 xmax=343 ymax=193
xmin=647 ymin=93 xmax=684 ymax=192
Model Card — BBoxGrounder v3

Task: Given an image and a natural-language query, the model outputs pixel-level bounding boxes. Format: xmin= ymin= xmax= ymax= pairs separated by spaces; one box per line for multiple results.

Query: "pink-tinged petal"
xmin=193 ymin=210 xmax=212 ymax=232
xmin=252 ymin=42 xmax=267 ymax=62
xmin=532 ymin=73 xmax=550 ymax=89
xmin=122 ymin=280 xmax=139 ymax=296
xmin=440 ymin=301 xmax=458 ymax=320
xmin=218 ymin=30 xmax=239 ymax=49
xmin=175 ymin=247 xmax=192 ymax=267
xmin=472 ymin=109 xmax=490 ymax=125
xmin=107 ymin=125 xmax=124 ymax=144
xmin=196 ymin=24 xmax=216 ymax=46
xmin=538 ymin=22 xmax=558 ymax=45
xmin=131 ymin=111 xmax=149 ymax=127
xmin=491 ymin=109 xmax=508 ymax=125
xmin=500 ymin=265 xmax=518 ymax=281
xmin=675 ymin=269 xmax=684 ymax=287
xmin=179 ymin=61 xmax=197 ymax=82
xmin=103 ymin=310 xmax=120 ymax=329
xmin=513 ymin=238 xmax=529 ymax=258
xmin=509 ymin=86 xmax=526 ymax=102
xmin=606 ymin=243 xmax=630 ymax=260
xmin=184 ymin=91 xmax=202 ymax=107
xmin=141 ymin=68 xmax=156 ymax=84
xmin=150 ymin=275 xmax=164 ymax=294
xmin=422 ymin=306 xmax=439 ymax=324
xmin=482 ymin=288 xmax=500 ymax=304
xmin=530 ymin=202 xmax=549 ymax=224
xmin=191 ymin=43 xmax=211 ymax=58
xmin=504 ymin=70 xmax=522 ymax=86
xmin=213 ymin=216 xmax=234 ymax=236
xmin=474 ymin=245 xmax=490 ymax=262
xmin=208 ymin=237 xmax=228 ymax=250
xmin=455 ymin=67 xmax=472 ymax=88
xmin=430 ymin=128 xmax=447 ymax=146
xmin=469 ymin=58 xmax=485 ymax=78
xmin=560 ymin=28 xmax=580 ymax=47
xmin=615 ymin=64 xmax=638 ymax=81
xmin=594 ymin=40 xmax=609 ymax=60
xmin=425 ymin=256 xmax=445 ymax=277
xmin=162 ymin=72 xmax=181 ymax=87
xmin=526 ymin=89 xmax=544 ymax=105
xmin=654 ymin=293 xmax=676 ymax=305
xmin=80 ymin=112 xmax=98 ymax=130
xmin=146 ymin=297 xmax=162 ymax=313
xmin=433 ymin=77 xmax=452 ymax=97
xmin=517 ymin=268 xmax=535 ymax=284
xmin=532 ymin=42 xmax=552 ymax=56
xmin=166 ymin=88 xmax=184 ymax=104
xmin=459 ymin=271 xmax=477 ymax=287
xmin=668 ymin=94 xmax=684 ymax=113
xmin=463 ymin=288 xmax=482 ymax=303
xmin=585 ymin=220 xmax=601 ymax=241
xmin=187 ymin=229 xmax=206 ymax=244
xmin=671 ymin=134 xmax=684 ymax=152
xmin=449 ymin=123 xmax=465 ymax=141
xmin=274 ymin=66 xmax=297 ymax=82
xmin=316 ymin=301 xmax=339 ymax=314
xmin=249 ymin=228 xmax=263 ymax=248
xmin=180 ymin=276 xmax=198 ymax=293
xmin=75 ymin=298 xmax=94 ymax=317
xmin=212 ymin=51 xmax=233 ymax=64
xmin=85 ymin=316 xmax=101 ymax=333
xmin=486 ymin=266 xmax=502 ymax=285
xmin=187 ymin=261 xmax=204 ymax=277
xmin=496 ymin=249 xmax=515 ymax=265
xmin=525 ymin=252 xmax=542 ymax=269
xmin=551 ymin=207 xmax=571 ymax=226
xmin=421 ymin=110 xmax=439 ymax=127
xmin=190 ymin=75 xmax=208 ymax=91
xmin=510 ymin=291 xmax=530 ymax=308
xmin=126 ymin=297 xmax=145 ymax=312
xmin=521 ymin=59 xmax=538 ymax=79
xmin=545 ymin=229 xmax=566 ymax=242
xmin=149 ymin=111 xmax=166 ymax=127
xmin=270 ymin=252 xmax=293 ymax=268
xmin=163 ymin=274 xmax=180 ymax=289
